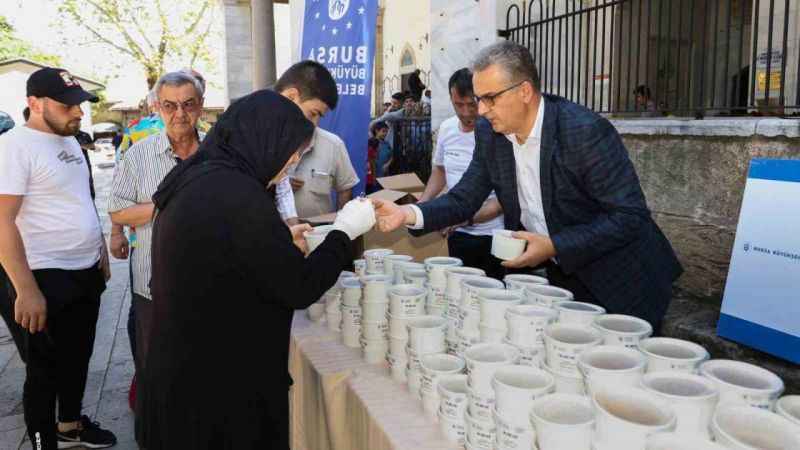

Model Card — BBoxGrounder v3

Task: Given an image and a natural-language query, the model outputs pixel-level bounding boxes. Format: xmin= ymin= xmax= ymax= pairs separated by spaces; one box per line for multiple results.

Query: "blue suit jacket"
xmin=416 ymin=94 xmax=682 ymax=321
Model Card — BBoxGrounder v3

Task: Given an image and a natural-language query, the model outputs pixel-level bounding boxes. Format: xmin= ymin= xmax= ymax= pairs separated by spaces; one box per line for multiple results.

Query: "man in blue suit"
xmin=374 ymin=41 xmax=682 ymax=331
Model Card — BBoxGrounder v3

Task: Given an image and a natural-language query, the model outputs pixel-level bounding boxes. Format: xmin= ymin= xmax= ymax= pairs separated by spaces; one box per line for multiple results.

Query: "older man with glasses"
xmin=374 ymin=41 xmax=682 ymax=333
xmin=107 ymin=70 xmax=206 ymax=445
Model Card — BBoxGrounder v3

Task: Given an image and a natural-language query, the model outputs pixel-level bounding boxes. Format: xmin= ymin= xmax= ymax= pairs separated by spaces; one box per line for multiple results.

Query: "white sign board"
xmin=718 ymin=159 xmax=800 ymax=364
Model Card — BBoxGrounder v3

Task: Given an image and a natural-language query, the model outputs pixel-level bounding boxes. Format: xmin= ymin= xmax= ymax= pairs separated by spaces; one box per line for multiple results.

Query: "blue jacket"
xmin=415 ymin=94 xmax=682 ymax=323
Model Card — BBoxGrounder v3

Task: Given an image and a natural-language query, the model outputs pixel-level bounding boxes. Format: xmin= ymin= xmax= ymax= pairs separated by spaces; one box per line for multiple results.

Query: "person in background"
xmin=408 ymin=68 xmax=426 ymax=102
xmin=0 ymin=67 xmax=115 ymax=450
xmin=421 ymin=89 xmax=432 ymax=106
xmin=419 ymin=68 xmax=505 ymax=279
xmin=138 ymin=90 xmax=376 ymax=450
xmin=373 ymin=41 xmax=682 ymax=332
xmin=107 ymin=70 xmax=205 ymax=445
xmin=633 ymin=85 xmax=657 ymax=117
xmin=367 ymin=121 xmax=392 ymax=192
xmin=382 ymin=102 xmax=392 ymax=114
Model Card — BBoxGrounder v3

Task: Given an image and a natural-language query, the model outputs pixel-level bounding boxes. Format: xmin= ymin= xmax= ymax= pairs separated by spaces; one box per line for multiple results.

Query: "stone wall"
xmin=614 ymin=118 xmax=800 ymax=304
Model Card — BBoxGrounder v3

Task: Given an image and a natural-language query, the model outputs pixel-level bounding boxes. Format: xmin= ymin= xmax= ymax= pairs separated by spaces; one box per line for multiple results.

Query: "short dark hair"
xmin=275 ymin=60 xmax=338 ymax=110
xmin=448 ymin=68 xmax=473 ymax=97
xmin=471 ymin=41 xmax=541 ymax=91
xmin=23 ymin=107 xmax=30 ymax=121
xmin=633 ymin=85 xmax=652 ymax=98
xmin=371 ymin=120 xmax=389 ymax=133
xmin=391 ymin=92 xmax=405 ymax=102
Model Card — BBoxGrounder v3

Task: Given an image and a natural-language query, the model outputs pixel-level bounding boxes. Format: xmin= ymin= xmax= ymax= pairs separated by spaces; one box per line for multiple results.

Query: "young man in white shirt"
xmin=419 ymin=68 xmax=505 ymax=279
xmin=0 ymin=68 xmax=116 ymax=449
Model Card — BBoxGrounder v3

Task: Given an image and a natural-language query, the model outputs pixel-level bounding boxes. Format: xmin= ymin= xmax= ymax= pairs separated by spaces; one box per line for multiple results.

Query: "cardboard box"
xmin=302 ymin=172 xmax=449 ymax=261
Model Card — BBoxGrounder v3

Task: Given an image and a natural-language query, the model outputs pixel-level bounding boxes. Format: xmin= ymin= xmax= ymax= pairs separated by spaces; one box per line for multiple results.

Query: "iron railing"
xmin=388 ymin=117 xmax=432 ymax=182
xmin=501 ymin=0 xmax=800 ymax=117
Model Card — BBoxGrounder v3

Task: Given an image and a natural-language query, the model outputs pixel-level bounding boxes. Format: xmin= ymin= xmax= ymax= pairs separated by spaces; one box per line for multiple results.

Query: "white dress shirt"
xmin=410 ymin=97 xmax=548 ymax=236
xmin=275 ymin=176 xmax=297 ymax=220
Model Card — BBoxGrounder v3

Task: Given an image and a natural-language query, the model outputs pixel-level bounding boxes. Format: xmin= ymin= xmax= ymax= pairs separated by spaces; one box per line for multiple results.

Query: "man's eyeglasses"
xmin=160 ymin=98 xmax=200 ymax=114
xmin=473 ymin=80 xmax=528 ymax=107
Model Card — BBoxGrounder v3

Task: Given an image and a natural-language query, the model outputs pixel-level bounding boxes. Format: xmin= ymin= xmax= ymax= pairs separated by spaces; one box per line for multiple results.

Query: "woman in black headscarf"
xmin=138 ymin=90 xmax=375 ymax=449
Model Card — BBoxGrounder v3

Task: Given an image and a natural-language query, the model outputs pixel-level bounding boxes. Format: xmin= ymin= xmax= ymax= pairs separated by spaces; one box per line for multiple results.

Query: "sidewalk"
xmin=0 ymin=153 xmax=138 ymax=450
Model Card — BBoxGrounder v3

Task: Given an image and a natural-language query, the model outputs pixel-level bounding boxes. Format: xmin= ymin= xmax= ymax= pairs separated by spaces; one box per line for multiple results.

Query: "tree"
xmin=0 ymin=15 xmax=61 ymax=65
xmin=56 ymin=0 xmax=218 ymax=89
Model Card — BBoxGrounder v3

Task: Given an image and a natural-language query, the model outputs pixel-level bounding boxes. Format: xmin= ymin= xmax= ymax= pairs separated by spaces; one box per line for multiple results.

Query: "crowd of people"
xmin=0 ymin=40 xmax=681 ymax=450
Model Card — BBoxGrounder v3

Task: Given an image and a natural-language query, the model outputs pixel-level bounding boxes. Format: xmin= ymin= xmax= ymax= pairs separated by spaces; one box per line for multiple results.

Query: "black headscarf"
xmin=153 ymin=89 xmax=315 ymax=210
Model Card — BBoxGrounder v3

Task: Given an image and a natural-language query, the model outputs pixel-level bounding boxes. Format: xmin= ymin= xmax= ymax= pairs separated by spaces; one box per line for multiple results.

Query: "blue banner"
xmin=302 ymin=0 xmax=378 ymax=196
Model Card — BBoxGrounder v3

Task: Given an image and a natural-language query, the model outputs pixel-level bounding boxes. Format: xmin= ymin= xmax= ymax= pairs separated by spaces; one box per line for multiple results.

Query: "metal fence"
xmin=500 ymin=0 xmax=800 ymax=117
xmin=388 ymin=118 xmax=433 ymax=182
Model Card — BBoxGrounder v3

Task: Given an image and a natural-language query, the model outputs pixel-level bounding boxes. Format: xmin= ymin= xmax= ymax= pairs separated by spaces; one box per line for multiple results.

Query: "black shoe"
xmin=56 ymin=416 xmax=117 ymax=449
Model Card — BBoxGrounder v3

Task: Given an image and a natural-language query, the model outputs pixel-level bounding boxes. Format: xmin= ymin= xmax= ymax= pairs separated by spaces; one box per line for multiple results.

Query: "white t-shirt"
xmin=0 ymin=126 xmax=102 ymax=270
xmin=433 ymin=116 xmax=504 ymax=236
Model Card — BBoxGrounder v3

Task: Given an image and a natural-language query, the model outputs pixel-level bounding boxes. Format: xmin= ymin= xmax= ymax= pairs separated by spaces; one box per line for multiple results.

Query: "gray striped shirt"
xmin=108 ymin=131 xmax=205 ymax=299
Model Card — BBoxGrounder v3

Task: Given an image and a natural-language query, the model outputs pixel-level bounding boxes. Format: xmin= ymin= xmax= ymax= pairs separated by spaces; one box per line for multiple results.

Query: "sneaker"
xmin=57 ymin=416 xmax=117 ymax=449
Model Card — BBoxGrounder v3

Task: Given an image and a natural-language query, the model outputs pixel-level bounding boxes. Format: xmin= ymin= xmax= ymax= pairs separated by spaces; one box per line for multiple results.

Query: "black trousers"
xmin=127 ymin=248 xmax=137 ymax=365
xmin=5 ymin=266 xmax=105 ymax=450
xmin=447 ymin=231 xmax=506 ymax=281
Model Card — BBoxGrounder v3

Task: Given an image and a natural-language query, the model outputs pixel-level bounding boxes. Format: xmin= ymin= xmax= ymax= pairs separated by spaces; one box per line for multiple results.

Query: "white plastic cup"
xmin=438 ymin=374 xmax=469 ymax=420
xmin=543 ymin=323 xmax=603 ymax=376
xmin=504 ymin=339 xmax=545 ymax=368
xmin=307 ymin=302 xmax=325 ymax=322
xmin=360 ymin=337 xmax=388 ymax=364
xmin=361 ymin=301 xmax=389 ymax=323
xmin=425 ymin=303 xmax=446 ymax=317
xmin=303 ymin=225 xmax=334 ymax=253
xmin=712 ymin=405 xmax=800 ymax=450
xmin=353 ymin=259 xmax=366 ymax=277
xmin=699 ymin=359 xmax=784 ymax=410
xmin=360 ymin=274 xmax=392 ymax=303
xmin=387 ymin=353 xmax=407 ymax=382
xmin=445 ymin=266 xmax=486 ymax=302
xmin=340 ymin=304 xmax=362 ymax=333
xmin=387 ymin=313 xmax=411 ymax=340
xmin=494 ymin=407 xmax=536 ymax=450
xmin=467 ymin=381 xmax=496 ymax=421
xmin=403 ymin=269 xmax=428 ymax=287
xmin=407 ymin=366 xmax=422 ymax=394
xmin=456 ymin=329 xmax=481 ymax=358
xmin=542 ymin=361 xmax=585 ymax=395
xmin=457 ymin=306 xmax=481 ymax=336
xmin=326 ymin=310 xmax=342 ymax=332
xmin=342 ymin=330 xmax=360 ymax=348
xmin=503 ymin=273 xmax=549 ymax=291
xmin=491 ymin=229 xmax=526 ymax=260
xmin=388 ymin=335 xmax=408 ymax=357
xmin=593 ymin=314 xmax=653 ymax=348
xmin=555 ymin=301 xmax=606 ymax=325
xmin=592 ymin=387 xmax=677 ymax=450
xmin=420 ymin=353 xmax=465 ymax=396
xmin=646 ymin=432 xmax=732 ymax=450
xmin=641 ymin=371 xmax=719 ymax=439
xmin=530 ymin=393 xmax=594 ymax=450
xmin=464 ymin=342 xmax=520 ymax=393
xmin=426 ymin=282 xmax=447 ymax=308
xmin=340 ymin=277 xmax=362 ymax=307
xmin=363 ymin=248 xmax=394 ymax=274
xmin=438 ymin=408 xmax=466 ymax=445
xmin=383 ymin=254 xmax=413 ymax=278
xmin=478 ymin=324 xmax=506 ymax=343
xmin=776 ymin=395 xmax=800 ymax=427
xmin=491 ymin=365 xmax=555 ymax=418
xmin=421 ymin=391 xmax=440 ymax=417
xmin=360 ymin=319 xmax=388 ymax=339
xmin=638 ymin=337 xmax=710 ymax=374
xmin=461 ymin=276 xmax=506 ymax=310
xmin=505 ymin=304 xmax=558 ymax=348
xmin=394 ymin=261 xmax=424 ymax=285
xmin=577 ymin=345 xmax=647 ymax=396
xmin=388 ymin=284 xmax=426 ymax=317
xmin=406 ymin=315 xmax=447 ymax=354
xmin=424 ymin=256 xmax=463 ymax=286
xmin=465 ymin=408 xmax=496 ymax=449
xmin=478 ymin=288 xmax=522 ymax=328
xmin=445 ymin=337 xmax=459 ymax=356
xmin=523 ymin=284 xmax=574 ymax=307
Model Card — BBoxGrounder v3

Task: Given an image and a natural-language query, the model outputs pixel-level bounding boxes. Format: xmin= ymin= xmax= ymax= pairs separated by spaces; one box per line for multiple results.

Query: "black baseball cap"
xmin=26 ymin=67 xmax=99 ymax=105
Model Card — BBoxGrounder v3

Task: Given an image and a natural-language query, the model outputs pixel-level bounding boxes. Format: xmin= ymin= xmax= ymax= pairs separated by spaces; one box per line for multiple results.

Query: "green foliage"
xmin=0 ymin=15 xmax=61 ymax=65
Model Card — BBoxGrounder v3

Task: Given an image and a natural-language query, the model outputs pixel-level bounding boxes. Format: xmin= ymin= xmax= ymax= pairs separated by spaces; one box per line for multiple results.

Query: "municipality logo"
xmin=329 ymin=0 xmax=349 ymax=20
xmin=744 ymin=242 xmax=750 ymax=252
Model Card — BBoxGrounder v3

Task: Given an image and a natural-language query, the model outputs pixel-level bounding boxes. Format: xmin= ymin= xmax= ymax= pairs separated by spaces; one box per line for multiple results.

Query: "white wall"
xmin=377 ymin=0 xmax=432 ymax=104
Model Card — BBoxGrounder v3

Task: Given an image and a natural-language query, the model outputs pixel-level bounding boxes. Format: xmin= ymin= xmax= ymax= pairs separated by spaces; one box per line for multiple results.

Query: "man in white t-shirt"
xmin=0 ymin=68 xmax=116 ymax=449
xmin=419 ymin=68 xmax=505 ymax=279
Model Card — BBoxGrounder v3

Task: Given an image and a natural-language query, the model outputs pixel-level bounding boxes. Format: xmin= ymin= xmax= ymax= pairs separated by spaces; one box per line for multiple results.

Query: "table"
xmin=289 ymin=312 xmax=461 ymax=450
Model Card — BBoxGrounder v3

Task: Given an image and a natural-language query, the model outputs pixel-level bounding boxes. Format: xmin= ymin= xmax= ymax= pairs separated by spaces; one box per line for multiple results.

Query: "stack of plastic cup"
xmin=424 ymin=257 xmax=462 ymax=316
xmin=359 ymin=274 xmax=391 ymax=363
xmin=491 ymin=365 xmax=554 ymax=450
xmin=444 ymin=267 xmax=486 ymax=354
xmin=503 ymin=304 xmax=557 ymax=368
xmin=340 ymin=277 xmax=363 ymax=348
xmin=387 ymin=284 xmax=427 ymax=382
xmin=405 ymin=315 xmax=447 ymax=395
xmin=420 ymin=353 xmax=465 ymax=417
xmin=383 ymin=254 xmax=414 ymax=284
xmin=455 ymin=277 xmax=504 ymax=357
xmin=478 ymin=288 xmax=522 ymax=343
xmin=363 ymin=248 xmax=394 ymax=275
xmin=394 ymin=260 xmax=425 ymax=286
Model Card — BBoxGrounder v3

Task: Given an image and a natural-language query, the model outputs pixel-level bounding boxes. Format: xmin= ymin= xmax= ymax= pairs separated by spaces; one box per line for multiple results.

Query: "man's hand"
xmin=289 ymin=223 xmax=313 ymax=254
xmin=372 ymin=199 xmax=414 ymax=232
xmin=14 ymin=288 xmax=47 ymax=333
xmin=110 ymin=232 xmax=129 ymax=259
xmin=285 ymin=217 xmax=301 ymax=227
xmin=502 ymin=231 xmax=557 ymax=269
xmin=289 ymin=177 xmax=305 ymax=192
